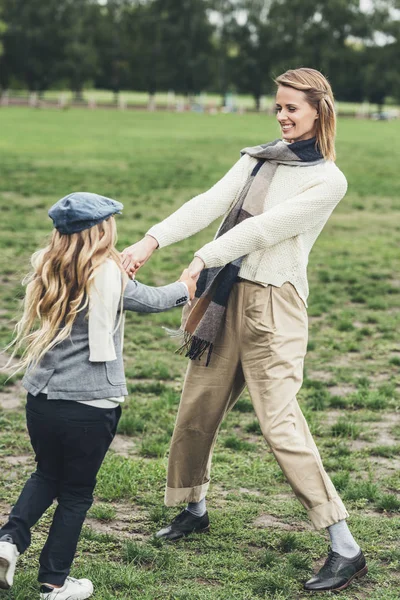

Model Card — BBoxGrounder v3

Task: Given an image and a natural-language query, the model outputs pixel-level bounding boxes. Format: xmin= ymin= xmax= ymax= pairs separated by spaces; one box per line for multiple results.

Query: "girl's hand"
xmin=179 ymin=268 xmax=199 ymax=301
xmin=187 ymin=256 xmax=205 ymax=279
xmin=121 ymin=235 xmax=159 ymax=278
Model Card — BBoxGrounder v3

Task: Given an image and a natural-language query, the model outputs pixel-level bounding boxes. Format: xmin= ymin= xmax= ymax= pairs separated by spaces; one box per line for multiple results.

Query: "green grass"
xmin=0 ymin=108 xmax=399 ymax=598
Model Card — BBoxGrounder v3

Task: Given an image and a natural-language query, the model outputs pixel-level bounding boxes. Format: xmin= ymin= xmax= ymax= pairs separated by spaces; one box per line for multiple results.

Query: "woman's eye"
xmin=288 ymin=107 xmax=296 ymax=112
xmin=274 ymin=107 xmax=281 ymax=113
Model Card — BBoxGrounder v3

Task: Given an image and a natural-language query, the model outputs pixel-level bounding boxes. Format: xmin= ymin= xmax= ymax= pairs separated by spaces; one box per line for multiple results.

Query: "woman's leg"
xmin=165 ymin=283 xmax=245 ymax=507
xmin=241 ymin=282 xmax=348 ymax=529
xmin=38 ymin=403 xmax=121 ymax=587
xmin=241 ymin=282 xmax=365 ymax=591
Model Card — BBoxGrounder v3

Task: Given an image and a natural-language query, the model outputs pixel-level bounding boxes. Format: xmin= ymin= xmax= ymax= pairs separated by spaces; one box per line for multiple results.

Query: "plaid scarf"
xmin=177 ymin=137 xmax=325 ymax=365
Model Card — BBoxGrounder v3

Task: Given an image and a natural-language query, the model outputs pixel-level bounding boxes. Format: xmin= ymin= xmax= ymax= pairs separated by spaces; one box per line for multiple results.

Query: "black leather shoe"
xmin=304 ymin=548 xmax=367 ymax=592
xmin=155 ymin=509 xmax=210 ymax=541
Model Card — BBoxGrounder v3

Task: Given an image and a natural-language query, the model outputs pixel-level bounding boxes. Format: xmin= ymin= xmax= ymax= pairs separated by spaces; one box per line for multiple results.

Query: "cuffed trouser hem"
xmin=164 ymin=481 xmax=210 ymax=507
xmin=308 ymin=497 xmax=349 ymax=530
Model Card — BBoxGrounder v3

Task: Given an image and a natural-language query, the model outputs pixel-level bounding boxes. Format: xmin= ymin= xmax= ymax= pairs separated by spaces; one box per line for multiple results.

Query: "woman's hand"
xmin=179 ymin=268 xmax=199 ymax=301
xmin=121 ymin=235 xmax=159 ymax=278
xmin=187 ymin=256 xmax=205 ymax=279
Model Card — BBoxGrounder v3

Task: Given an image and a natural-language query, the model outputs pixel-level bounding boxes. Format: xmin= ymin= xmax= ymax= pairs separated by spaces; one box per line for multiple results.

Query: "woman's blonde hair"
xmin=275 ymin=67 xmax=336 ymax=161
xmin=7 ymin=216 xmax=125 ymax=373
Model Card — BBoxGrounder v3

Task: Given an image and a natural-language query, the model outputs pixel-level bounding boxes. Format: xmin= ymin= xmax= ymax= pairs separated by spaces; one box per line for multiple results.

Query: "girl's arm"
xmin=122 ymin=279 xmax=189 ymax=313
xmin=89 ymin=260 xmax=193 ymax=362
xmin=89 ymin=260 xmax=122 ymax=362
xmin=194 ymin=174 xmax=347 ymax=268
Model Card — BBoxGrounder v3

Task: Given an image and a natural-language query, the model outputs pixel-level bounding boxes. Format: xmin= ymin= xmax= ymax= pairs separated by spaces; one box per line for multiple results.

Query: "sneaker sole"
xmin=40 ymin=589 xmax=93 ymax=600
xmin=164 ymin=524 xmax=210 ymax=542
xmin=0 ymin=557 xmax=11 ymax=590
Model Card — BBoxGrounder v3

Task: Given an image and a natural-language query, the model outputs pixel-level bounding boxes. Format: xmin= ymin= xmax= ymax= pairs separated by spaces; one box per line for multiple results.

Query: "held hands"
xmin=178 ymin=257 xmax=205 ymax=303
xmin=178 ymin=269 xmax=199 ymax=301
xmin=120 ymin=235 xmax=205 ymax=303
xmin=121 ymin=235 xmax=159 ymax=278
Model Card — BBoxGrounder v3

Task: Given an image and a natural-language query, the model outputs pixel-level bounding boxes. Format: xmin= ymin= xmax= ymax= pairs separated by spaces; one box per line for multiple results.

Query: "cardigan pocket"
xmin=105 ymin=360 xmax=125 ymax=386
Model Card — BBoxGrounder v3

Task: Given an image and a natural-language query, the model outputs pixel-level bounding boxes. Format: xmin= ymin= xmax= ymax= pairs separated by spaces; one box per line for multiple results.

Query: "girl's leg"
xmin=38 ymin=404 xmax=121 ymax=587
xmin=0 ymin=394 xmax=61 ymax=554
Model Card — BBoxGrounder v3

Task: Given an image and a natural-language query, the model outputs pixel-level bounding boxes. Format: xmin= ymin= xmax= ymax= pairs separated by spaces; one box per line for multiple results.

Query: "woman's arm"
xmin=146 ymin=155 xmax=252 ymax=248
xmin=121 ymin=155 xmax=253 ymax=275
xmin=194 ymin=174 xmax=347 ymax=268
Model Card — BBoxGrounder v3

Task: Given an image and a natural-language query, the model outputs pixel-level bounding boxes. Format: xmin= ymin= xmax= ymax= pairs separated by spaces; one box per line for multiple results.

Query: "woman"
xmin=121 ymin=68 xmax=367 ymax=592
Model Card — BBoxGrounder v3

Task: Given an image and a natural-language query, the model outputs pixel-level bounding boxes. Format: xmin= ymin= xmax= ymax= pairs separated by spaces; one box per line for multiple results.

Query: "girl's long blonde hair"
xmin=7 ymin=216 xmax=125 ymax=373
xmin=275 ymin=67 xmax=337 ymax=161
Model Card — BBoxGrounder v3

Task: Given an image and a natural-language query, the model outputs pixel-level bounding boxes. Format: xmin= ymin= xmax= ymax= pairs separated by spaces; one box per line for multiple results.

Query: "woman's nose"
xmin=277 ymin=110 xmax=288 ymax=122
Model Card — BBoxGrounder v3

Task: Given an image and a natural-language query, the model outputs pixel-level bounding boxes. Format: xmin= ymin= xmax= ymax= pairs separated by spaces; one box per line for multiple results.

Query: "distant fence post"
xmin=167 ymin=90 xmax=175 ymax=111
xmin=29 ymin=92 xmax=38 ymax=108
xmin=58 ymin=93 xmax=67 ymax=109
xmin=118 ymin=95 xmax=127 ymax=110
xmin=88 ymin=96 xmax=96 ymax=109
xmin=1 ymin=90 xmax=9 ymax=106
xmin=199 ymin=92 xmax=207 ymax=112
xmin=148 ymin=94 xmax=156 ymax=111
xmin=356 ymin=101 xmax=370 ymax=119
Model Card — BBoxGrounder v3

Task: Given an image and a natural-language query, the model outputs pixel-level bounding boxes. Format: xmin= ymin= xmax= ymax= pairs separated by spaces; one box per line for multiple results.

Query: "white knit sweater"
xmin=147 ymin=153 xmax=347 ymax=306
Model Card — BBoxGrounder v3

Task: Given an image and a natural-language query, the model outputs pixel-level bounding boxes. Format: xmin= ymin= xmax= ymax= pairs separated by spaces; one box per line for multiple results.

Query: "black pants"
xmin=0 ymin=393 xmax=121 ymax=586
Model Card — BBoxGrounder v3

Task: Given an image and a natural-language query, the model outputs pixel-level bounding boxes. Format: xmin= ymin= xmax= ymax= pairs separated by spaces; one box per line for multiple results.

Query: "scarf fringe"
xmin=176 ymin=332 xmax=214 ymax=366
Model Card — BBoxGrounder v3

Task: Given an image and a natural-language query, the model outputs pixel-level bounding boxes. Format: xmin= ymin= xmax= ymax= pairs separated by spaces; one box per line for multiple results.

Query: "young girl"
xmin=0 ymin=192 xmax=196 ymax=600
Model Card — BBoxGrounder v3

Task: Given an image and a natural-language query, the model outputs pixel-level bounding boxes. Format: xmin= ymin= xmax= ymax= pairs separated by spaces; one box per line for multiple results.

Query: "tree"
xmin=93 ymin=0 xmax=133 ymax=102
xmin=207 ymin=0 xmax=245 ymax=104
xmin=0 ymin=0 xmax=67 ymax=91
xmin=59 ymin=0 xmax=100 ymax=101
xmin=231 ymin=1 xmax=275 ymax=110
xmin=153 ymin=0 xmax=215 ymax=97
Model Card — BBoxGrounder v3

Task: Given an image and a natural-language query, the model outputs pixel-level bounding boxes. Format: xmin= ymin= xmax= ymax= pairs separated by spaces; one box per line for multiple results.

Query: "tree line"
xmin=0 ymin=0 xmax=399 ymax=108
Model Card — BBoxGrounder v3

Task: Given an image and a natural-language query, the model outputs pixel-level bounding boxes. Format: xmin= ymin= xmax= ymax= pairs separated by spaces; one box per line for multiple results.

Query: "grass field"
xmin=0 ymin=108 xmax=399 ymax=600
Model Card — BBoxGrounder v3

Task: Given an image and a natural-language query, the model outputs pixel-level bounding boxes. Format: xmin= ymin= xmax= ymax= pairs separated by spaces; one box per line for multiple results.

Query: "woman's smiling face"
xmin=275 ymin=85 xmax=319 ymax=143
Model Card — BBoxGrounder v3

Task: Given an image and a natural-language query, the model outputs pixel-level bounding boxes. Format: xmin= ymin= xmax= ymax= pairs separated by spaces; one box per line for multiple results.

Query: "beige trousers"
xmin=166 ymin=280 xmax=348 ymax=529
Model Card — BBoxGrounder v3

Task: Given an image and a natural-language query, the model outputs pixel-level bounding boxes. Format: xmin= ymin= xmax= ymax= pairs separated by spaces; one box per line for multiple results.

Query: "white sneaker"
xmin=40 ymin=577 xmax=94 ymax=600
xmin=0 ymin=537 xmax=20 ymax=590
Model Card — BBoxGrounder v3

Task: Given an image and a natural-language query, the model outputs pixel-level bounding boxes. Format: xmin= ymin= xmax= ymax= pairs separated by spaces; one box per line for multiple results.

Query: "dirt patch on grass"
xmin=0 ymin=391 xmax=23 ymax=410
xmin=254 ymin=513 xmax=313 ymax=531
xmin=86 ymin=503 xmax=148 ymax=540
xmin=307 ymin=370 xmax=333 ymax=382
xmin=1 ymin=454 xmax=33 ymax=466
xmin=0 ymin=353 xmax=24 ymax=411
xmin=329 ymin=385 xmax=356 ymax=397
xmin=238 ymin=487 xmax=262 ymax=497
xmin=322 ymin=410 xmax=342 ymax=426
xmin=110 ymin=434 xmax=137 ymax=457
xmin=370 ymin=413 xmax=400 ymax=446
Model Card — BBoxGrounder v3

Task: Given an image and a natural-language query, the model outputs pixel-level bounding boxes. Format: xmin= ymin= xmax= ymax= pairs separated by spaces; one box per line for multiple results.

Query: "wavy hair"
xmin=6 ymin=216 xmax=125 ymax=373
xmin=275 ymin=67 xmax=337 ymax=161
